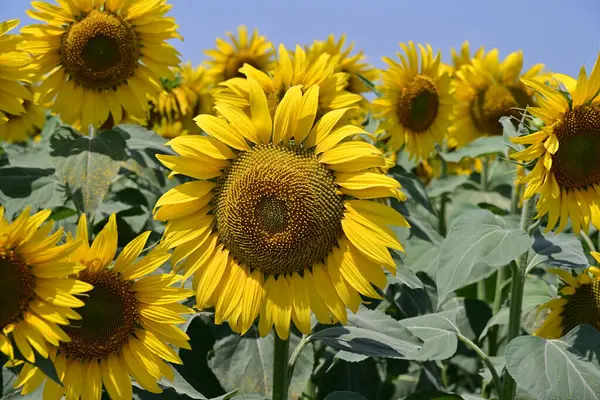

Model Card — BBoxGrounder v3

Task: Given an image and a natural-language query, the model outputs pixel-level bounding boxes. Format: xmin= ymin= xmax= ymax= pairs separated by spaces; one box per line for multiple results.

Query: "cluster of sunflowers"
xmin=2 ymin=0 xmax=600 ymax=399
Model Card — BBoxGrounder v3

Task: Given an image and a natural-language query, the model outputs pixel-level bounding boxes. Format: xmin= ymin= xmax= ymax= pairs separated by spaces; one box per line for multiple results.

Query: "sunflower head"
xmin=0 ymin=207 xmax=91 ymax=365
xmin=205 ymin=25 xmax=275 ymax=83
xmin=155 ymin=83 xmax=409 ymax=340
xmin=510 ymin=53 xmax=600 ymax=234
xmin=213 ymin=44 xmax=363 ymax=121
xmin=0 ymin=88 xmax=46 ymax=143
xmin=449 ymin=49 xmax=545 ymax=148
xmin=450 ymin=40 xmax=484 ymax=72
xmin=0 ymin=20 xmax=34 ymax=125
xmin=536 ymin=253 xmax=600 ymax=339
xmin=21 ymin=0 xmax=181 ymax=129
xmin=13 ymin=214 xmax=194 ymax=398
xmin=372 ymin=41 xmax=453 ymax=160
xmin=307 ymin=34 xmax=378 ymax=96
xmin=147 ymin=63 xmax=214 ymax=138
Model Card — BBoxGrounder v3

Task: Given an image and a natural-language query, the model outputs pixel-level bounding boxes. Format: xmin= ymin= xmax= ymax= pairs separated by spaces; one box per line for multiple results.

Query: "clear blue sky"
xmin=2 ymin=0 xmax=599 ymax=77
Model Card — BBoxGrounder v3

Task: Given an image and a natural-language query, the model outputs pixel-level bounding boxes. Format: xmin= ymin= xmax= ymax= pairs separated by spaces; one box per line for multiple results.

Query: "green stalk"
xmin=273 ymin=335 xmax=290 ymax=400
xmin=439 ymin=157 xmax=449 ymax=236
xmin=501 ymin=195 xmax=536 ymax=400
xmin=580 ymin=231 xmax=597 ymax=253
xmin=488 ymin=266 xmax=507 ymax=356
xmin=457 ymin=334 xmax=503 ymax=398
xmin=481 ymin=156 xmax=491 ymax=191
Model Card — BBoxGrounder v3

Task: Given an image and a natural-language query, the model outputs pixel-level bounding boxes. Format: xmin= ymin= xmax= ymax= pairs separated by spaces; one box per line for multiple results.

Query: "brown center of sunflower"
xmin=396 ymin=76 xmax=439 ymax=132
xmin=61 ymin=9 xmax=140 ymax=90
xmin=215 ymin=144 xmax=345 ymax=275
xmin=60 ymin=269 xmax=138 ymax=360
xmin=551 ymin=105 xmax=600 ymax=189
xmin=225 ymin=52 xmax=260 ymax=80
xmin=559 ymin=279 xmax=600 ymax=335
xmin=470 ymin=84 xmax=532 ymax=135
xmin=0 ymin=249 xmax=35 ymax=329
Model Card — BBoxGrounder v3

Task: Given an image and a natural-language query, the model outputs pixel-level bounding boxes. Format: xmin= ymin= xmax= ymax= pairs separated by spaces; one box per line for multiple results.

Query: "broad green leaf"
xmin=426 ymin=175 xmax=470 ymax=198
xmin=440 ymin=136 xmax=505 ymax=163
xmin=436 ymin=210 xmax=532 ymax=306
xmin=505 ymin=325 xmax=600 ymax=400
xmin=400 ymin=299 xmax=491 ymax=361
xmin=527 ymin=228 xmax=588 ymax=272
xmin=309 ymin=308 xmax=421 ymax=359
xmin=133 ymin=366 xmax=208 ymax=399
xmin=391 ymin=274 xmax=438 ymax=317
xmin=396 ymin=201 xmax=442 ymax=244
xmin=389 ymin=259 xmax=423 ymax=289
xmin=320 ymin=357 xmax=382 ymax=400
xmin=389 ymin=165 xmax=436 ymax=215
xmin=0 ymin=166 xmax=66 ymax=218
xmin=324 ymin=391 xmax=368 ymax=400
xmin=50 ymin=126 xmax=128 ymax=214
xmin=448 ymin=189 xmax=511 ymax=220
xmin=404 ymin=390 xmax=464 ymax=400
xmin=207 ymin=329 xmax=313 ymax=399
xmin=402 ymin=237 xmax=440 ymax=276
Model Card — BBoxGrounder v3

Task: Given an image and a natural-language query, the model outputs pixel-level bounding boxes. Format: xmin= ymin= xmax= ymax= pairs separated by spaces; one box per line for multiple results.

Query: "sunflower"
xmin=13 ymin=214 xmax=194 ymax=398
xmin=154 ymin=84 xmax=408 ymax=340
xmin=0 ymin=207 xmax=91 ymax=365
xmin=21 ymin=0 xmax=181 ymax=129
xmin=205 ymin=25 xmax=275 ymax=84
xmin=449 ymin=48 xmax=545 ymax=148
xmin=307 ymin=34 xmax=378 ymax=96
xmin=148 ymin=62 xmax=213 ymax=138
xmin=510 ymin=54 xmax=600 ymax=234
xmin=0 ymin=88 xmax=46 ymax=143
xmin=535 ymin=252 xmax=600 ymax=339
xmin=213 ymin=44 xmax=363 ymax=120
xmin=450 ymin=41 xmax=484 ymax=73
xmin=0 ymin=20 xmax=34 ymax=126
xmin=372 ymin=41 xmax=453 ymax=160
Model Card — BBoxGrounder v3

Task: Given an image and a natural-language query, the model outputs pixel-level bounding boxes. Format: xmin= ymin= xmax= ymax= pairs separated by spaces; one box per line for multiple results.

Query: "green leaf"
xmin=436 ymin=209 xmax=532 ymax=306
xmin=505 ymin=325 xmax=600 ymax=400
xmin=230 ymin=395 xmax=268 ymax=400
xmin=389 ymin=165 xmax=436 ymax=215
xmin=402 ymin=237 xmax=440 ymax=276
xmin=399 ymin=299 xmax=491 ymax=361
xmin=527 ymin=228 xmax=589 ymax=272
xmin=0 ymin=166 xmax=66 ymax=218
xmin=319 ymin=357 xmax=382 ymax=400
xmin=426 ymin=176 xmax=470 ymax=198
xmin=389 ymin=260 xmax=423 ymax=289
xmin=404 ymin=390 xmax=464 ymax=400
xmin=309 ymin=308 xmax=422 ymax=359
xmin=440 ymin=136 xmax=505 ymax=163
xmin=324 ymin=391 xmax=368 ymax=400
xmin=50 ymin=126 xmax=128 ymax=214
xmin=356 ymin=73 xmax=381 ymax=97
xmin=207 ymin=329 xmax=313 ymax=399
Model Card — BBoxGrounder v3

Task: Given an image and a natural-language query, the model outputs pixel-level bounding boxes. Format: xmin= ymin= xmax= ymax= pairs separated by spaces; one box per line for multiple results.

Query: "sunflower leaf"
xmin=49 ymin=125 xmax=128 ymax=215
xmin=436 ymin=209 xmax=532 ymax=306
xmin=440 ymin=136 xmax=505 ymax=163
xmin=527 ymin=228 xmax=589 ymax=272
xmin=308 ymin=308 xmax=422 ymax=359
xmin=505 ymin=325 xmax=600 ymax=400
xmin=324 ymin=391 xmax=368 ymax=400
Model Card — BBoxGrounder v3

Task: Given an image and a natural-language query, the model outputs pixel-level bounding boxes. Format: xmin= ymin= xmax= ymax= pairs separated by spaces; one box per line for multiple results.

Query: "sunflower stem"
xmin=439 ymin=157 xmax=449 ymax=236
xmin=273 ymin=334 xmax=290 ymax=400
xmin=488 ymin=265 xmax=507 ymax=356
xmin=510 ymin=178 xmax=522 ymax=215
xmin=501 ymin=194 xmax=536 ymax=400
xmin=287 ymin=335 xmax=310 ymax=384
xmin=481 ymin=156 xmax=491 ymax=191
xmin=580 ymin=231 xmax=597 ymax=253
xmin=457 ymin=333 xmax=503 ymax=398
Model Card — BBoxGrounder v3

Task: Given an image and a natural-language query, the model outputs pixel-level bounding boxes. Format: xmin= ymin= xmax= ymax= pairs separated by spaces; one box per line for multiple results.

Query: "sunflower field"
xmin=1 ymin=1 xmax=600 ymax=400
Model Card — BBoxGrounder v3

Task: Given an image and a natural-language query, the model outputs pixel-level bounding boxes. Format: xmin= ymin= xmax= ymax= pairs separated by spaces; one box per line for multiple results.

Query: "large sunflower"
xmin=0 ymin=87 xmax=46 ymax=143
xmin=0 ymin=207 xmax=91 ymax=364
xmin=307 ymin=34 xmax=378 ymax=96
xmin=535 ymin=252 xmax=600 ymax=339
xmin=21 ymin=0 xmax=181 ymax=129
xmin=372 ymin=41 xmax=453 ymax=160
xmin=510 ymin=54 xmax=600 ymax=234
xmin=14 ymin=214 xmax=194 ymax=398
xmin=148 ymin=62 xmax=213 ymax=138
xmin=213 ymin=44 xmax=363 ymax=120
xmin=205 ymin=25 xmax=275 ymax=84
xmin=154 ymin=84 xmax=409 ymax=339
xmin=0 ymin=20 xmax=33 ymax=126
xmin=449 ymin=48 xmax=545 ymax=148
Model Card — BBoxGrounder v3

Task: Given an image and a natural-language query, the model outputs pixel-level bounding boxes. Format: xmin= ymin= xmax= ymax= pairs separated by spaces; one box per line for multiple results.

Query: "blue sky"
xmin=3 ymin=0 xmax=599 ymax=77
